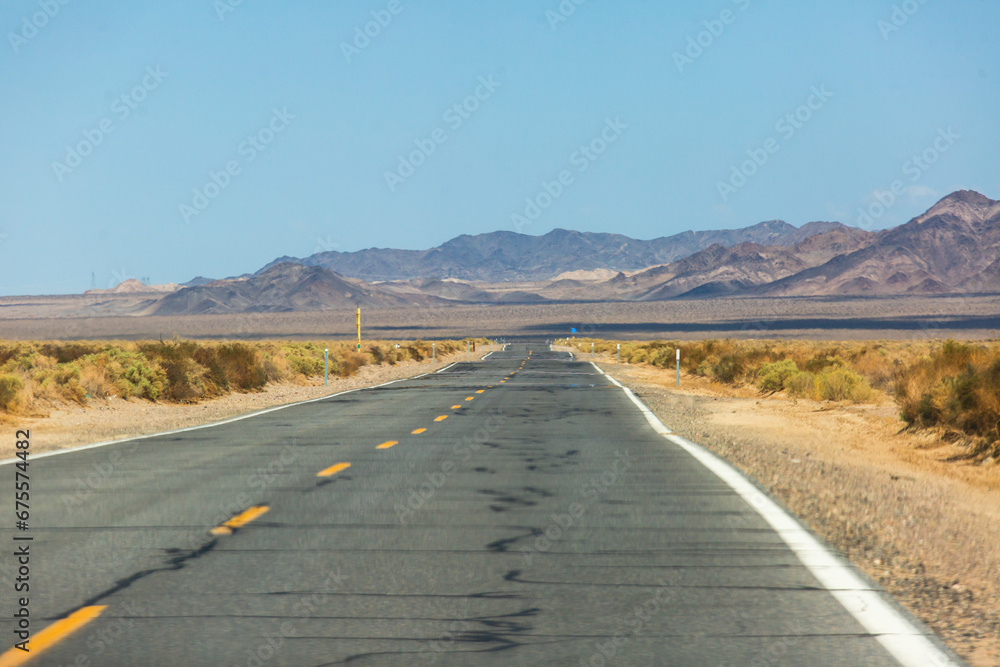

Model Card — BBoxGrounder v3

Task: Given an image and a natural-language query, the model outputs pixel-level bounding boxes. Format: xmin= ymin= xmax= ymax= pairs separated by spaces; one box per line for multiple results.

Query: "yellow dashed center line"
xmin=317 ymin=462 xmax=351 ymax=477
xmin=465 ymin=397 xmax=474 ymax=401
xmin=211 ymin=505 xmax=270 ymax=535
xmin=412 ymin=427 xmax=427 ymax=434
xmin=376 ymin=440 xmax=399 ymax=449
xmin=0 ymin=606 xmax=107 ymax=667
xmin=451 ymin=404 xmax=462 ymax=409
xmin=434 ymin=415 xmax=448 ymax=422
xmin=476 ymin=390 xmax=484 ymax=394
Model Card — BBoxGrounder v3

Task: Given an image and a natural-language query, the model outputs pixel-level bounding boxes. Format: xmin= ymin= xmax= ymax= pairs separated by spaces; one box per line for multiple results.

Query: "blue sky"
xmin=1 ymin=0 xmax=997 ymax=295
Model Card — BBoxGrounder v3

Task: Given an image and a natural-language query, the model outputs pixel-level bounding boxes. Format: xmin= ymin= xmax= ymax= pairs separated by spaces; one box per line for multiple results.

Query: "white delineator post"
xmin=676 ymin=348 xmax=680 ymax=387
xmin=432 ymin=342 xmax=436 ymax=364
xmin=617 ymin=343 xmax=620 ymax=364
xmin=324 ymin=347 xmax=329 ymax=386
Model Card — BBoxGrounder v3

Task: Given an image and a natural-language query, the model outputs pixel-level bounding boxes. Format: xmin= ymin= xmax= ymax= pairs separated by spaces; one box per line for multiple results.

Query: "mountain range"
xmin=134 ymin=190 xmax=1000 ymax=315
xmin=259 ymin=220 xmax=848 ymax=282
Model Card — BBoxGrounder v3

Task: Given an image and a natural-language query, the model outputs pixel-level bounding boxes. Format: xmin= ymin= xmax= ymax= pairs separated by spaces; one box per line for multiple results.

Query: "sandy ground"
xmin=567 ymin=348 xmax=1000 ymax=666
xmin=0 ymin=352 xmax=473 ymax=460
xmin=2 ymin=295 xmax=999 ymax=341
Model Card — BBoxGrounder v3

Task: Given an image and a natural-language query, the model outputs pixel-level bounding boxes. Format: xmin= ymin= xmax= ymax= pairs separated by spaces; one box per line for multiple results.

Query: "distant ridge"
xmin=82 ymin=190 xmax=1000 ymax=315
xmin=758 ymin=190 xmax=1000 ymax=296
xmin=258 ymin=220 xmax=850 ymax=282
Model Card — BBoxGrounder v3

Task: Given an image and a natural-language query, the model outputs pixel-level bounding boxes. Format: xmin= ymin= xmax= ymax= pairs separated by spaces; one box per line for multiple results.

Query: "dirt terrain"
xmin=0 ymin=352 xmax=469 ymax=460
xmin=577 ymin=349 xmax=1000 ymax=665
xmin=1 ymin=294 xmax=999 ymax=341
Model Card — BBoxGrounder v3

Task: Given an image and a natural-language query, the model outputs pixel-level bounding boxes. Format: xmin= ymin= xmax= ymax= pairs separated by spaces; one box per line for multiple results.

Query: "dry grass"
xmin=564 ymin=337 xmax=1000 ymax=458
xmin=0 ymin=338 xmax=482 ymax=416
xmin=897 ymin=341 xmax=1000 ymax=457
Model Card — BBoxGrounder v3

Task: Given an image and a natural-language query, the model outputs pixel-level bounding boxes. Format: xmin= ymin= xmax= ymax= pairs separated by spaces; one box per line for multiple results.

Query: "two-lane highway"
xmin=1 ymin=344 xmax=962 ymax=665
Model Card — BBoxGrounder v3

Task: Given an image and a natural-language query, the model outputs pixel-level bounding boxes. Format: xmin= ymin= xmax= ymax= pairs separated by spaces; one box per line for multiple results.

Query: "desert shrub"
xmin=0 ymin=374 xmax=23 ymax=410
xmin=79 ymin=364 xmax=117 ymax=399
xmin=288 ymin=354 xmax=325 ymax=377
xmin=1 ymin=351 xmax=42 ymax=374
xmin=710 ymin=353 xmax=747 ymax=384
xmin=803 ymin=353 xmax=846 ymax=374
xmin=38 ymin=341 xmax=105 ymax=364
xmin=757 ymin=360 xmax=799 ymax=393
xmin=216 ymin=342 xmax=267 ymax=389
xmin=817 ymin=368 xmax=874 ymax=403
xmin=650 ymin=347 xmax=677 ymax=369
xmin=78 ymin=348 xmax=166 ymax=400
xmin=784 ymin=371 xmax=817 ymax=399
xmin=338 ymin=351 xmax=368 ymax=377
xmin=406 ymin=342 xmax=426 ymax=361
xmin=898 ymin=341 xmax=1000 ymax=451
xmin=139 ymin=343 xmax=208 ymax=402
xmin=628 ymin=348 xmax=650 ymax=364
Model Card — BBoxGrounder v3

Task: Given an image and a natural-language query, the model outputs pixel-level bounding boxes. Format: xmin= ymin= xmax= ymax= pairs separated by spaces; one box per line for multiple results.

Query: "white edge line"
xmin=435 ymin=362 xmax=458 ymax=374
xmin=0 ymin=374 xmax=415 ymax=467
xmin=481 ymin=351 xmax=494 ymax=360
xmin=591 ymin=362 xmax=669 ymax=436
xmin=592 ymin=362 xmax=960 ymax=667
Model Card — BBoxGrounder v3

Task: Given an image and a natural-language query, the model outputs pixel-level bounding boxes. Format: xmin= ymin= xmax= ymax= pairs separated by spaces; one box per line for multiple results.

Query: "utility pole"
xmin=356 ymin=307 xmax=361 ymax=351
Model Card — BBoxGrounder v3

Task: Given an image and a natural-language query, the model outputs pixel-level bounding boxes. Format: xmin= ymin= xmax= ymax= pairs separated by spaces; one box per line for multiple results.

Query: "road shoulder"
xmin=595 ymin=358 xmax=1000 ymax=666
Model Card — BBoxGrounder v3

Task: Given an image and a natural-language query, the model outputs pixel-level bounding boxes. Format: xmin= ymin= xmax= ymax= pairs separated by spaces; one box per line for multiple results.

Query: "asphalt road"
xmin=0 ymin=344 xmax=962 ymax=666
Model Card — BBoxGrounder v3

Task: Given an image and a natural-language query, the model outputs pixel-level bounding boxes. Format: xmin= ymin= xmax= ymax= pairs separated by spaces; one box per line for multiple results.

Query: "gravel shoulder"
xmin=0 ymin=353 xmax=471 ymax=460
xmin=578 ymin=351 xmax=1000 ymax=666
